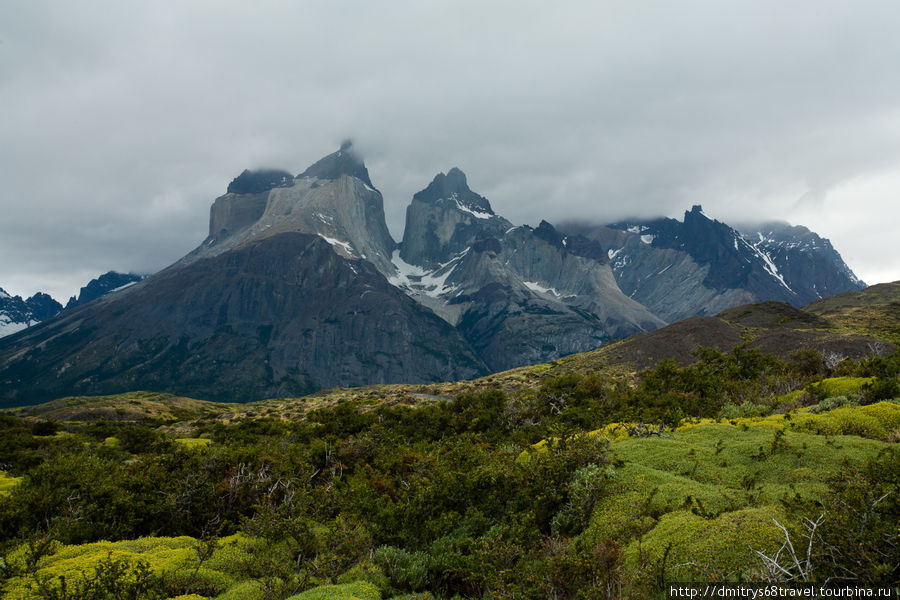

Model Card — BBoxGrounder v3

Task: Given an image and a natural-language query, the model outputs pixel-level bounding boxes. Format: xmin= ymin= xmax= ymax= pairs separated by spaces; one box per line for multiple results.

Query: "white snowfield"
xmin=388 ymin=249 xmax=467 ymax=298
xmin=449 ymin=193 xmax=493 ymax=219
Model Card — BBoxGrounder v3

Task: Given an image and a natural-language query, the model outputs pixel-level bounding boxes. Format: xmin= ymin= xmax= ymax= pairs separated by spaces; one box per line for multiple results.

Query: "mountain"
xmin=562 ymin=206 xmax=865 ymax=323
xmin=492 ymin=283 xmax=898 ymax=387
xmin=737 ymin=221 xmax=865 ymax=304
xmin=392 ymin=169 xmax=665 ymax=370
xmin=0 ymin=289 xmax=62 ymax=338
xmin=66 ymin=271 xmax=145 ymax=309
xmin=0 ymin=144 xmax=870 ymax=407
xmin=1 ymin=272 xmax=146 ymax=339
xmin=0 ymin=145 xmax=487 ymax=407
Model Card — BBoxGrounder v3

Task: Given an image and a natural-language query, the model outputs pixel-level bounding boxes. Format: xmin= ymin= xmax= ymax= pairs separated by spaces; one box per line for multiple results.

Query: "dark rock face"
xmin=0 ymin=232 xmax=487 ymax=407
xmin=738 ymin=221 xmax=866 ymax=304
xmin=66 ymin=271 xmax=144 ymax=309
xmin=226 ymin=169 xmax=294 ymax=194
xmin=570 ymin=206 xmax=866 ymax=323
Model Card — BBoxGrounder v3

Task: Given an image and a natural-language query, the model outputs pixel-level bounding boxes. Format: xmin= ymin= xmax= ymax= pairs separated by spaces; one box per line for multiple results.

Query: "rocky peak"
xmin=186 ymin=143 xmax=397 ymax=276
xmin=66 ymin=271 xmax=145 ymax=309
xmin=226 ymin=169 xmax=293 ymax=195
xmin=533 ymin=220 xmax=565 ymax=249
xmin=297 ymin=139 xmax=373 ymax=188
xmin=413 ymin=168 xmax=494 ymax=216
xmin=0 ymin=288 xmax=63 ymax=338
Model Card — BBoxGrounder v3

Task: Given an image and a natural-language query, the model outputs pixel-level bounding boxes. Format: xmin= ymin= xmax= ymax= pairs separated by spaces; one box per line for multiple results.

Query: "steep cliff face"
xmin=739 ymin=221 xmax=866 ymax=304
xmin=0 ymin=232 xmax=487 ymax=407
xmin=400 ymin=168 xmax=512 ymax=269
xmin=392 ymin=170 xmax=664 ymax=371
xmin=184 ymin=142 xmax=397 ymax=276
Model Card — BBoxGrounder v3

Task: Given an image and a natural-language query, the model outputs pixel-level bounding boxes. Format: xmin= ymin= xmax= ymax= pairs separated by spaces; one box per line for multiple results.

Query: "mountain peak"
xmin=298 ymin=141 xmax=373 ymax=187
xmin=687 ymin=204 xmax=708 ymax=220
xmin=227 ymin=169 xmax=294 ymax=195
xmin=414 ymin=168 xmax=494 ymax=215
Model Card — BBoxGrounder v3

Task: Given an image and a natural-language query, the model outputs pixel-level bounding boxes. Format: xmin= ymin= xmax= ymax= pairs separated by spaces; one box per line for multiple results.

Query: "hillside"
xmin=1 ymin=283 xmax=897 ymax=598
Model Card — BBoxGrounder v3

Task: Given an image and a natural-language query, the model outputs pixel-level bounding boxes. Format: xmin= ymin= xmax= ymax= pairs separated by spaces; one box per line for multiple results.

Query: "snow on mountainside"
xmin=0 ymin=288 xmax=62 ymax=338
xmin=738 ymin=222 xmax=865 ymax=304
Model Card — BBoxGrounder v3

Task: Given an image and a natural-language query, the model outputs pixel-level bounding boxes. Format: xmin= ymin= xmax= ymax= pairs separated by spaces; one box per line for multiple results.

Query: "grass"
xmin=1 ymin=391 xmax=239 ymax=422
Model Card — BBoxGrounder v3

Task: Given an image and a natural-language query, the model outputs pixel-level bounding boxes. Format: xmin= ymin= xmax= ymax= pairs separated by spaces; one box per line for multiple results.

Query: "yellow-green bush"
xmin=581 ymin=417 xmax=891 ymax=586
xmin=214 ymin=580 xmax=265 ymax=600
xmin=622 ymin=506 xmax=783 ymax=582
xmin=1 ymin=534 xmax=254 ymax=600
xmin=174 ymin=438 xmax=212 ymax=449
xmin=0 ymin=471 xmax=21 ymax=495
xmin=677 ymin=401 xmax=900 ymax=441
xmin=790 ymin=401 xmax=900 ymax=439
xmin=287 ymin=581 xmax=381 ymax=600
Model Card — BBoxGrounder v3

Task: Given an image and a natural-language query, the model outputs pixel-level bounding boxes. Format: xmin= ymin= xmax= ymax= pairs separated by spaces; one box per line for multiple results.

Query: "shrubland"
xmin=0 ymin=346 xmax=897 ymax=599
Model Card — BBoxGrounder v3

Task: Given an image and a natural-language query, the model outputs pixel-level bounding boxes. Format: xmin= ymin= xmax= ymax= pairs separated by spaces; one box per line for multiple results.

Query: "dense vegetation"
xmin=0 ymin=346 xmax=898 ymax=599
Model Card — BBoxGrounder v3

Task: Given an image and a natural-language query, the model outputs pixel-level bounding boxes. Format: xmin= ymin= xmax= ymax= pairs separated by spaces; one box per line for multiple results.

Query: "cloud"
xmin=2 ymin=0 xmax=900 ymax=301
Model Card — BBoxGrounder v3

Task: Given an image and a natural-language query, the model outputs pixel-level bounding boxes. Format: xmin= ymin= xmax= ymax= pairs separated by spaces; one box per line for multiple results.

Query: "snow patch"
xmin=738 ymin=236 xmax=795 ymax=294
xmin=450 ymin=192 xmax=493 ymax=219
xmin=0 ymin=319 xmax=29 ymax=337
xmin=319 ymin=235 xmax=354 ymax=256
xmin=608 ymin=248 xmax=623 ymax=260
xmin=641 ymin=234 xmax=655 ymax=245
xmin=523 ymin=281 xmax=561 ymax=297
xmin=110 ymin=281 xmax=138 ymax=293
xmin=388 ymin=249 xmax=465 ymax=298
xmin=626 ymin=225 xmax=648 ymax=234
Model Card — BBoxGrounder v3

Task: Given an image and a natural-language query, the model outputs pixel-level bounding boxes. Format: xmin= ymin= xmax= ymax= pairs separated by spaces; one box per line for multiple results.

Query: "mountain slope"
xmin=0 ymin=232 xmax=486 ymax=407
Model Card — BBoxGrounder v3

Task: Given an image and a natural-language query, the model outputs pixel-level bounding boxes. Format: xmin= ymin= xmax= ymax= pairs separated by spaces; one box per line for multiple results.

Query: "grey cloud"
xmin=2 ymin=0 xmax=900 ymax=301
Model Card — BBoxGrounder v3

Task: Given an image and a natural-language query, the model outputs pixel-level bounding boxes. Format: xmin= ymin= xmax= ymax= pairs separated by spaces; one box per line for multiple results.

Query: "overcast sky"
xmin=2 ymin=1 xmax=899 ymax=301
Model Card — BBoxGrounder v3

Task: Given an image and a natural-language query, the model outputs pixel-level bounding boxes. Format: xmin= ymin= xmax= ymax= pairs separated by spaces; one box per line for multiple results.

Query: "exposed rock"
xmin=0 ymin=232 xmax=487 ymax=407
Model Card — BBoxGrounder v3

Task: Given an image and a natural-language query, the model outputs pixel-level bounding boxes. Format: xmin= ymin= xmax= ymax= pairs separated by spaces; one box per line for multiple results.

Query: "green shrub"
xmin=287 ymin=581 xmax=380 ymax=600
xmin=373 ymin=546 xmax=429 ymax=592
